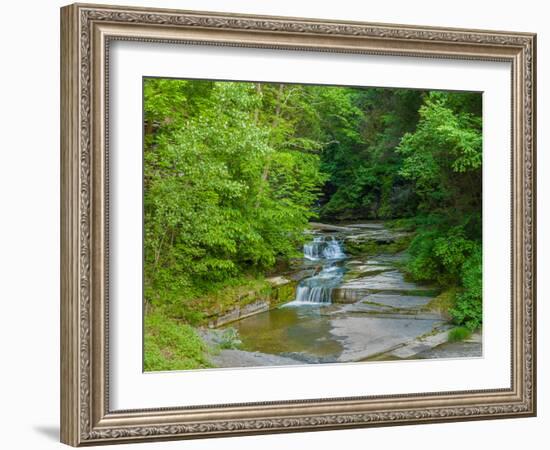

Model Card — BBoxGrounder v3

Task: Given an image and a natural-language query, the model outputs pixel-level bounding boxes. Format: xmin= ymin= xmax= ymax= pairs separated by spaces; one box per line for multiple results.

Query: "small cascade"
xmin=289 ymin=235 xmax=346 ymax=305
xmin=294 ymin=264 xmax=344 ymax=304
xmin=323 ymin=237 xmax=346 ymax=260
xmin=303 ymin=236 xmax=346 ymax=261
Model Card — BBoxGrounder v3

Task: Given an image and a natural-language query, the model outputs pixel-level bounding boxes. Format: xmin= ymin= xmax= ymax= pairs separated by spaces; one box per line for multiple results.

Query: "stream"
xmin=212 ymin=222 xmax=481 ymax=367
xmin=293 ymin=236 xmax=346 ymax=304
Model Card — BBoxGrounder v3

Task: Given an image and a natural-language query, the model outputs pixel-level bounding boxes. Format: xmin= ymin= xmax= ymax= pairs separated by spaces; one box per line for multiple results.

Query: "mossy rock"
xmin=344 ymin=235 xmax=412 ymax=256
xmin=344 ymin=239 xmax=380 ymax=256
xmin=269 ymin=279 xmax=298 ymax=305
xmin=424 ymin=288 xmax=457 ymax=320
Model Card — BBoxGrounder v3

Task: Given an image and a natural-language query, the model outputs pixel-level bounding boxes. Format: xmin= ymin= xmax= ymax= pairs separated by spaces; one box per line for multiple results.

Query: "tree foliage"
xmin=144 ymin=79 xmax=332 ymax=309
xmin=396 ymin=92 xmax=482 ymax=328
xmin=320 ymin=88 xmax=424 ymax=219
xmin=144 ymin=79 xmax=483 ymax=331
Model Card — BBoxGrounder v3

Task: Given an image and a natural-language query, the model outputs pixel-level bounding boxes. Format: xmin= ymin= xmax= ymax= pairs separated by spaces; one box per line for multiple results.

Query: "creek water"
xmin=225 ymin=223 xmax=452 ymax=365
xmin=228 ymin=234 xmax=349 ymax=362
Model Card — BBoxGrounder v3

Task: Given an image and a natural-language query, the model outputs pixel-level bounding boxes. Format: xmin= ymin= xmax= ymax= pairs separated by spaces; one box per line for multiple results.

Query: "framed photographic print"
xmin=60 ymin=3 xmax=537 ymax=446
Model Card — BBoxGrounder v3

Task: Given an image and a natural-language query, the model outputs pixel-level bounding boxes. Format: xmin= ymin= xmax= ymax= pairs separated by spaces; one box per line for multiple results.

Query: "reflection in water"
xmin=231 ymin=305 xmax=343 ymax=362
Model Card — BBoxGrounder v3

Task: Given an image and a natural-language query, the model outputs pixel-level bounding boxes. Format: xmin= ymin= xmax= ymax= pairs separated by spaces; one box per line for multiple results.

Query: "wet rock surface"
xmin=333 ymin=269 xmax=436 ymax=303
xmin=360 ymin=293 xmax=434 ymax=310
xmin=211 ymin=222 xmax=481 ymax=368
xmin=330 ymin=316 xmax=444 ymax=362
xmin=338 ymin=270 xmax=420 ymax=291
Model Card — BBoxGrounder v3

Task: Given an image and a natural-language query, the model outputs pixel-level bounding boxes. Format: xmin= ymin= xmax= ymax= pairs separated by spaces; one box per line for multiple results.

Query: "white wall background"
xmin=0 ymin=0 xmax=546 ymax=449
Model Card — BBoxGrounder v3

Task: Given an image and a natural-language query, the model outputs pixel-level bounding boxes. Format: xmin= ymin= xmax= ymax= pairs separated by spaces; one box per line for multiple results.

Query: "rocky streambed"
xmin=209 ymin=222 xmax=482 ymax=368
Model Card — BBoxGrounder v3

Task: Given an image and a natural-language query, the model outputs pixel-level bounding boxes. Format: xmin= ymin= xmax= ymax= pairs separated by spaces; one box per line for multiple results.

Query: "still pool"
xmin=229 ymin=303 xmax=344 ymax=363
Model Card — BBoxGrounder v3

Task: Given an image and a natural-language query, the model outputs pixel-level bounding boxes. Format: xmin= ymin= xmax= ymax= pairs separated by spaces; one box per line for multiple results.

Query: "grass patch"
xmin=215 ymin=327 xmax=242 ymax=350
xmin=144 ymin=309 xmax=212 ymax=371
xmin=448 ymin=326 xmax=472 ymax=343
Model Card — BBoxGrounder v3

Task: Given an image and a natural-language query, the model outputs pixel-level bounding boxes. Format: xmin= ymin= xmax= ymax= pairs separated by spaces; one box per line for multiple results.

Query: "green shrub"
xmin=406 ymin=225 xmax=477 ymax=286
xmin=217 ymin=328 xmax=242 ymax=350
xmin=448 ymin=326 xmax=472 ymax=342
xmin=144 ymin=310 xmax=212 ymax=371
xmin=406 ymin=229 xmax=443 ymax=283
xmin=449 ymin=245 xmax=482 ymax=331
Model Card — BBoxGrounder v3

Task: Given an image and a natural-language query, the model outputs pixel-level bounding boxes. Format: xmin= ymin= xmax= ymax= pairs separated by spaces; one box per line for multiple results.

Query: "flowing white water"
xmin=289 ymin=235 xmax=346 ymax=305
xmin=303 ymin=236 xmax=346 ymax=261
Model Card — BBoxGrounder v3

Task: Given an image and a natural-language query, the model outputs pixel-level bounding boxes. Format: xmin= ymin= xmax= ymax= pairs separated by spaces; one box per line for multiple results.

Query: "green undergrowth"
xmin=144 ymin=273 xmax=297 ymax=371
xmin=448 ymin=245 xmax=482 ymax=331
xmin=448 ymin=326 xmax=472 ymax=343
xmin=403 ymin=217 xmax=482 ymax=331
xmin=144 ymin=309 xmax=212 ymax=372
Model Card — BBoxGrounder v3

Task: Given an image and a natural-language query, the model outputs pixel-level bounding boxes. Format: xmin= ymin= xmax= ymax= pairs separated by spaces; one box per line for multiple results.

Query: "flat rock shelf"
xmin=209 ymin=222 xmax=482 ymax=368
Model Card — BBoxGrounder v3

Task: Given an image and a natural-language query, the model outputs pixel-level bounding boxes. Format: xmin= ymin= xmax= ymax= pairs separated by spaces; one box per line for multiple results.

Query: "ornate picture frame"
xmin=60 ymin=3 xmax=536 ymax=446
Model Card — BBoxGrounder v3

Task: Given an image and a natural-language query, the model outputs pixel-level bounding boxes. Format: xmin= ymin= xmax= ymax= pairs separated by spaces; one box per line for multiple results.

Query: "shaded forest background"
xmin=143 ymin=78 xmax=482 ymax=370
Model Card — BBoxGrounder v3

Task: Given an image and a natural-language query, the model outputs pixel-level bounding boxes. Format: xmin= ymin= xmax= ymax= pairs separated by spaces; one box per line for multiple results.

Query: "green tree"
xmin=396 ymin=91 xmax=483 ymax=329
xmin=143 ymin=79 xmax=483 ymax=334
xmin=320 ymin=88 xmax=424 ymax=219
xmin=144 ymin=79 xmax=329 ymax=315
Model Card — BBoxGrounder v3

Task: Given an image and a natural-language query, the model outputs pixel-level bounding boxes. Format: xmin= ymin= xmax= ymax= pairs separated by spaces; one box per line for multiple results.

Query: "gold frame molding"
xmin=60 ymin=3 xmax=536 ymax=446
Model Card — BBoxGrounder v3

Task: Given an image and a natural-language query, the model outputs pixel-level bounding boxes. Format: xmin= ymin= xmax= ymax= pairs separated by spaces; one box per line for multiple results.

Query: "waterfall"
xmin=324 ymin=237 xmax=346 ymax=260
xmin=303 ymin=236 xmax=346 ymax=261
xmin=289 ymin=235 xmax=346 ymax=305
xmin=294 ymin=264 xmax=344 ymax=304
